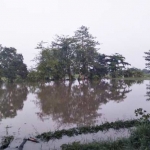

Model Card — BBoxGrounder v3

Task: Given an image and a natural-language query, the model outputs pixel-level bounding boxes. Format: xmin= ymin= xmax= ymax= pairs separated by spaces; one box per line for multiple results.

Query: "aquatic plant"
xmin=61 ymin=123 xmax=150 ymax=150
xmin=36 ymin=119 xmax=141 ymax=141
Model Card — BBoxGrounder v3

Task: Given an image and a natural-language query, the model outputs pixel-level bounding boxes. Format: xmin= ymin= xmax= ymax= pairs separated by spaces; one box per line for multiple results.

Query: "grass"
xmin=61 ymin=123 xmax=150 ymax=150
xmin=36 ymin=119 xmax=141 ymax=141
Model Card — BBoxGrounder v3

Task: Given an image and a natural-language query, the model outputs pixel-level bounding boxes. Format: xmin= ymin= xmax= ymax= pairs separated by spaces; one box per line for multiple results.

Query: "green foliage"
xmin=36 ymin=37 xmax=76 ymax=80
xmin=61 ymin=123 xmax=150 ymax=150
xmin=27 ymin=70 xmax=41 ymax=82
xmin=123 ymin=68 xmax=144 ymax=78
xmin=128 ymin=123 xmax=150 ymax=149
xmin=36 ymin=119 xmax=139 ymax=141
xmin=74 ymin=26 xmax=99 ymax=78
xmin=34 ymin=27 xmax=131 ymax=81
xmin=0 ymin=45 xmax=28 ymax=82
xmin=106 ymin=53 xmax=130 ymax=78
xmin=89 ymin=54 xmax=108 ymax=79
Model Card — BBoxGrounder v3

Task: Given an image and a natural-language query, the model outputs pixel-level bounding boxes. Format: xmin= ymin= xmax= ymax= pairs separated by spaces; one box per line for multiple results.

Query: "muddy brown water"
xmin=0 ymin=79 xmax=149 ymax=149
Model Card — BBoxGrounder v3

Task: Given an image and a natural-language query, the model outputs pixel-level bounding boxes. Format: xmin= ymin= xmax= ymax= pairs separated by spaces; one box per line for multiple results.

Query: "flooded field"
xmin=0 ymin=79 xmax=149 ymax=149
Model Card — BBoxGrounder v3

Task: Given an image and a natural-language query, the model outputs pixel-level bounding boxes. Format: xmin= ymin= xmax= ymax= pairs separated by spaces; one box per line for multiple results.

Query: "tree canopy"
xmin=0 ymin=45 xmax=28 ymax=82
xmin=32 ymin=26 xmax=131 ymax=81
xmin=0 ymin=26 xmax=142 ymax=82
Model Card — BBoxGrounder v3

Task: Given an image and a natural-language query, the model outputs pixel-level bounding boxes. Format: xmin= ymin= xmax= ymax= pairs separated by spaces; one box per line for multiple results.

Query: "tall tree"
xmin=74 ymin=26 xmax=100 ymax=79
xmin=51 ymin=35 xmax=77 ymax=80
xmin=36 ymin=36 xmax=77 ymax=80
xmin=34 ymin=26 xmax=131 ymax=80
xmin=89 ymin=54 xmax=108 ymax=79
xmin=0 ymin=46 xmax=28 ymax=82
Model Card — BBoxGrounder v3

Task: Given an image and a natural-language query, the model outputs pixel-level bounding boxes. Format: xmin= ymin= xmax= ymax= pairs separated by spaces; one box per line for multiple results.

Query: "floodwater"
xmin=0 ymin=79 xmax=149 ymax=149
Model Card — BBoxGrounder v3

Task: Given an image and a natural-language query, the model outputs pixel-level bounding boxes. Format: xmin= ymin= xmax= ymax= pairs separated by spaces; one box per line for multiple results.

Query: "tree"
xmin=106 ymin=53 xmax=130 ymax=78
xmin=74 ymin=26 xmax=100 ymax=79
xmin=123 ymin=68 xmax=143 ymax=78
xmin=0 ymin=46 xmax=28 ymax=82
xmin=35 ymin=27 xmax=100 ymax=80
xmin=35 ymin=47 xmax=59 ymax=80
xmin=27 ymin=69 xmax=41 ymax=82
xmin=89 ymin=54 xmax=108 ymax=79
xmin=34 ymin=27 xmax=131 ymax=81
xmin=36 ymin=36 xmax=76 ymax=80
xmin=51 ymin=35 xmax=77 ymax=80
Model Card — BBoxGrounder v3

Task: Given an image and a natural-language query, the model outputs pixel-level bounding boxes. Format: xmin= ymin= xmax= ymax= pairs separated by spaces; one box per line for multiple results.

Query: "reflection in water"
xmin=32 ymin=80 xmax=142 ymax=128
xmin=0 ymin=80 xmax=144 ymax=128
xmin=145 ymin=81 xmax=150 ymax=101
xmin=0 ymin=83 xmax=28 ymax=119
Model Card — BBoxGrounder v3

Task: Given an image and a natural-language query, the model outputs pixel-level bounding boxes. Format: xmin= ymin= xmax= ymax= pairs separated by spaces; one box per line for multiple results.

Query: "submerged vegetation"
xmin=61 ymin=123 xmax=150 ymax=150
xmin=36 ymin=119 xmax=140 ymax=141
xmin=36 ymin=108 xmax=150 ymax=149
xmin=60 ymin=109 xmax=150 ymax=150
xmin=0 ymin=80 xmax=149 ymax=149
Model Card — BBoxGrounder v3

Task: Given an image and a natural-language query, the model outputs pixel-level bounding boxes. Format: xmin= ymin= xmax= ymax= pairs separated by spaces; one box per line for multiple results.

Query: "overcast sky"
xmin=0 ymin=0 xmax=150 ymax=69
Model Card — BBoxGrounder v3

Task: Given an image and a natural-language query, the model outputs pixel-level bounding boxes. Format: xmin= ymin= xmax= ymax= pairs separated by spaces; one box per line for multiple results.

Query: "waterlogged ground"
xmin=0 ymin=79 xmax=149 ymax=149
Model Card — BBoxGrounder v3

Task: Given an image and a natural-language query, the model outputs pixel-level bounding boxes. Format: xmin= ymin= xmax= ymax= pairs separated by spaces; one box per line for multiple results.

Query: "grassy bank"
xmin=61 ymin=123 xmax=150 ymax=150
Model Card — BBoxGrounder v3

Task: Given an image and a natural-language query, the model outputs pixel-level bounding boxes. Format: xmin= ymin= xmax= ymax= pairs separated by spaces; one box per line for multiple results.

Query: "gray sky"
xmin=0 ymin=0 xmax=150 ymax=69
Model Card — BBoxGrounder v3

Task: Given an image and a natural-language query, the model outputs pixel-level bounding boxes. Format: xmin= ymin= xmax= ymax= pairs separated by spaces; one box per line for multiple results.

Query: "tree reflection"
xmin=33 ymin=79 xmax=136 ymax=128
xmin=0 ymin=83 xmax=28 ymax=119
xmin=145 ymin=81 xmax=150 ymax=101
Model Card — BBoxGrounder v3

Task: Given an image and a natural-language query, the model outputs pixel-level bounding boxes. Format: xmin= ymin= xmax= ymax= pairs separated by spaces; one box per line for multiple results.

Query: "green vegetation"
xmin=36 ymin=108 xmax=150 ymax=150
xmin=31 ymin=26 xmax=131 ymax=81
xmin=25 ymin=30 xmax=150 ymax=81
xmin=60 ymin=108 xmax=150 ymax=150
xmin=1 ymin=26 xmax=150 ymax=82
xmin=61 ymin=123 xmax=150 ymax=150
xmin=0 ymin=45 xmax=28 ymax=82
xmin=36 ymin=119 xmax=140 ymax=141
xmin=123 ymin=68 xmax=144 ymax=78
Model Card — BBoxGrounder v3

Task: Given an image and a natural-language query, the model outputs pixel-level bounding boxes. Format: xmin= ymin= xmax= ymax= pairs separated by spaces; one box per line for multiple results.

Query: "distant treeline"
xmin=0 ymin=26 xmax=149 ymax=82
